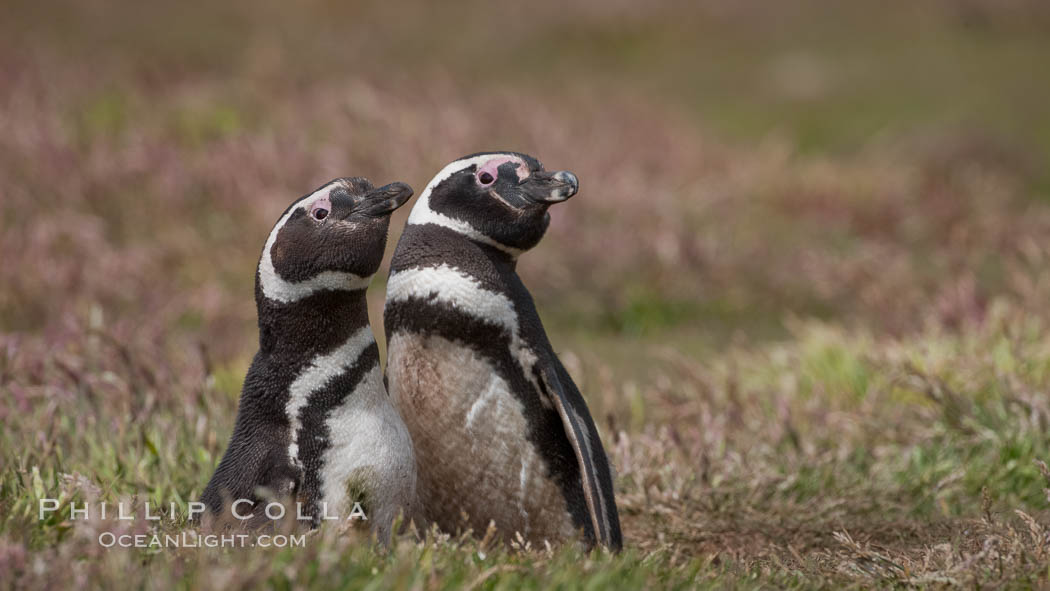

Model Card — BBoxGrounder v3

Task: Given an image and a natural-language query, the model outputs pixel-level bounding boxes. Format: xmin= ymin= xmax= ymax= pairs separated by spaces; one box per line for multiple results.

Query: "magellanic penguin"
xmin=201 ymin=177 xmax=418 ymax=543
xmin=383 ymin=152 xmax=623 ymax=551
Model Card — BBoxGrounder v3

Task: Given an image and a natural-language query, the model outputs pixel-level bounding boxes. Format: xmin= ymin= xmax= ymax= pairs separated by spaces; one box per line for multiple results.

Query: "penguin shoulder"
xmin=392 ymin=225 xmax=506 ymax=292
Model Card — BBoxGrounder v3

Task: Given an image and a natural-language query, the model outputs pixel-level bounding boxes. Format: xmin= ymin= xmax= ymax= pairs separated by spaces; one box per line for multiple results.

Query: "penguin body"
xmin=384 ymin=152 xmax=623 ymax=550
xmin=202 ymin=177 xmax=417 ymax=542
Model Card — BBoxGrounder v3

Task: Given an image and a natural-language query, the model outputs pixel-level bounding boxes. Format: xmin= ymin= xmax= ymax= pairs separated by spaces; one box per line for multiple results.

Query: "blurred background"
xmin=6 ymin=1 xmax=1050 ymax=579
xmin=3 ymin=0 xmax=1050 ymax=384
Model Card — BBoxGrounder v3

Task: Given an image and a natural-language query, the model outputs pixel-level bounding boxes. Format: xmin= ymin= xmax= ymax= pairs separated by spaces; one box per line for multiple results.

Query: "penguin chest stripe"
xmin=387 ymin=264 xmax=544 ymax=377
xmin=387 ymin=265 xmax=518 ymax=334
xmin=285 ymin=326 xmax=377 ymax=469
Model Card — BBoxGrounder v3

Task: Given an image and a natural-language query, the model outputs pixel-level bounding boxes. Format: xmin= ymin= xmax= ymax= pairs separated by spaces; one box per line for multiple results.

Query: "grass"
xmin=6 ymin=302 xmax=1050 ymax=587
xmin=3 ymin=0 xmax=1050 ymax=587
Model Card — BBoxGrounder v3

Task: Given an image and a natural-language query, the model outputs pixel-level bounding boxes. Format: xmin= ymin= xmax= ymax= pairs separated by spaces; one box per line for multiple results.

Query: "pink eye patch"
xmin=477 ymin=157 xmax=527 ymax=185
xmin=309 ymin=194 xmax=332 ymax=220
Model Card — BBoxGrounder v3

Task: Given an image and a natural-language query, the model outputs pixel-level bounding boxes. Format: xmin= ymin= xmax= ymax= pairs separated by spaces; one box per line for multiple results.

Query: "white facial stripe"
xmin=258 ymin=181 xmax=372 ymax=303
xmin=285 ymin=326 xmax=376 ymax=471
xmin=406 ymin=155 xmax=526 ymax=258
xmin=386 ymin=263 xmax=542 ymax=394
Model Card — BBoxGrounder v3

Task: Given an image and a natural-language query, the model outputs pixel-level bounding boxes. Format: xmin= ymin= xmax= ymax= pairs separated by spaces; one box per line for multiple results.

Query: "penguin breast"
xmin=386 ymin=331 xmax=577 ymax=543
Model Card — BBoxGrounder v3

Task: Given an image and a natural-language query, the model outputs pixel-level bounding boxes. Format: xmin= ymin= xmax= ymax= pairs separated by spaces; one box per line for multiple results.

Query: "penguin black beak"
xmin=358 ymin=182 xmax=414 ymax=217
xmin=521 ymin=170 xmax=579 ymax=204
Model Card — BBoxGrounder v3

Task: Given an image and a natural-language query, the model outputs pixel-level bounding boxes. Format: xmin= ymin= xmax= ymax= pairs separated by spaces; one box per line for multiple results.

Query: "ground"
xmin=3 ymin=0 xmax=1050 ymax=588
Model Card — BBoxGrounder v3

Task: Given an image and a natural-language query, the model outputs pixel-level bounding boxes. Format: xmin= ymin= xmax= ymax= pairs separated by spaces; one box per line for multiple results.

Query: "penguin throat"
xmin=256 ymin=289 xmax=371 ymax=359
xmin=478 ymin=242 xmax=519 ymax=271
xmin=257 ymin=259 xmax=373 ymax=303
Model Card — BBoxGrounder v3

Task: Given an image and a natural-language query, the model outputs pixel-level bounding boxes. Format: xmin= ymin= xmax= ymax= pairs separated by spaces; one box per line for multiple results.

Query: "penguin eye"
xmin=311 ymin=206 xmax=329 ymax=220
xmin=478 ymin=171 xmax=495 ymax=185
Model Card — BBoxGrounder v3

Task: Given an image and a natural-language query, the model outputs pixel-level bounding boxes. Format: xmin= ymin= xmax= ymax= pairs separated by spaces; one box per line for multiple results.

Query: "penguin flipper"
xmin=538 ymin=359 xmax=624 ymax=551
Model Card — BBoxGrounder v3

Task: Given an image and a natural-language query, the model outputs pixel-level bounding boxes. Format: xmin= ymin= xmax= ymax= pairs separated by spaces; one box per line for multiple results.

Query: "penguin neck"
xmin=255 ymin=287 xmax=373 ymax=362
xmin=476 ymin=241 xmax=519 ymax=272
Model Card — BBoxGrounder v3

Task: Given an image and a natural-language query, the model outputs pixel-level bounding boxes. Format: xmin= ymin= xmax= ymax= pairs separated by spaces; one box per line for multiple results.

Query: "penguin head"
xmin=407 ymin=151 xmax=579 ymax=255
xmin=258 ymin=178 xmax=413 ymax=303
